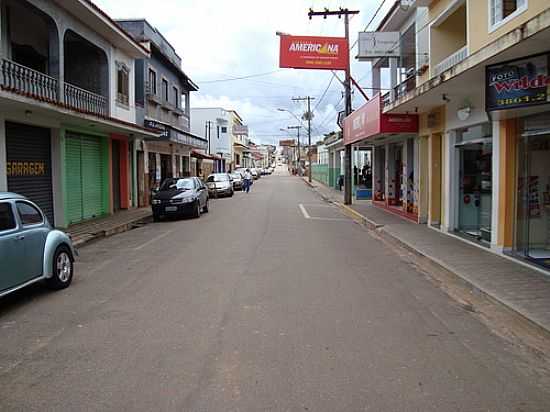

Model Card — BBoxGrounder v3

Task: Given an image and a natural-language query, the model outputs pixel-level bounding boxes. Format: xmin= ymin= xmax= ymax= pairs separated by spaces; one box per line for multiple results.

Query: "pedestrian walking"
xmin=243 ymin=169 xmax=253 ymax=193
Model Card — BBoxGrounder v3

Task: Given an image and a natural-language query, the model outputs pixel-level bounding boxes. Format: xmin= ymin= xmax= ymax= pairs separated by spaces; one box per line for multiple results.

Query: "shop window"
xmin=173 ymin=86 xmax=179 ymax=108
xmin=490 ymin=0 xmax=527 ymax=30
xmin=116 ymin=63 xmax=129 ymax=106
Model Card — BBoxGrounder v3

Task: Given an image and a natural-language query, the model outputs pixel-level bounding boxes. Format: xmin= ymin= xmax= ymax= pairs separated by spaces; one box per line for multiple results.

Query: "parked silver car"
xmin=206 ymin=173 xmax=234 ymax=197
xmin=230 ymin=172 xmax=244 ymax=190
xmin=0 ymin=192 xmax=77 ymax=298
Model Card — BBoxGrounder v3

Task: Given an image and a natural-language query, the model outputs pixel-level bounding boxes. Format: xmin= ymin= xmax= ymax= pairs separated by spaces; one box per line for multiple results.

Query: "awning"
xmin=191 ymin=149 xmax=223 ymax=161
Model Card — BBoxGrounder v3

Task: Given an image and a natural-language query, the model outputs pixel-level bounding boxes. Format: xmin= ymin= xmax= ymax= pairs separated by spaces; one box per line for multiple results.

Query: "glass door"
xmin=457 ymin=141 xmax=492 ymax=243
xmin=515 ymin=133 xmax=550 ymax=268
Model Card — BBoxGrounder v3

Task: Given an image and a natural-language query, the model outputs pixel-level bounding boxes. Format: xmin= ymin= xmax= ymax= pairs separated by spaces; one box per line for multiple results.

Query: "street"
xmin=0 ymin=169 xmax=549 ymax=411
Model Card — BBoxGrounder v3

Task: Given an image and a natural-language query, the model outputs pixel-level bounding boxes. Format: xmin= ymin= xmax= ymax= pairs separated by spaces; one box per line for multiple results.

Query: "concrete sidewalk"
xmin=304 ymin=177 xmax=550 ymax=335
xmin=65 ymin=208 xmax=152 ymax=247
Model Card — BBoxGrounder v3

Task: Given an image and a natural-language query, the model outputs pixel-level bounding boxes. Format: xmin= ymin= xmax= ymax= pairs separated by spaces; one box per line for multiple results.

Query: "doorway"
xmin=515 ymin=133 xmax=550 ymax=268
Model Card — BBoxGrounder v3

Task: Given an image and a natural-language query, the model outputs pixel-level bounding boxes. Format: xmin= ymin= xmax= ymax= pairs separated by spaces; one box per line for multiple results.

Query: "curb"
xmin=73 ymin=214 xmax=152 ymax=248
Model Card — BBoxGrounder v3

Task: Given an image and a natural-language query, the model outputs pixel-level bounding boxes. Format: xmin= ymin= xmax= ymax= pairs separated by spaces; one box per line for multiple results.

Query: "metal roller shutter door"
xmin=65 ymin=133 xmax=105 ymax=224
xmin=6 ymin=122 xmax=54 ymax=224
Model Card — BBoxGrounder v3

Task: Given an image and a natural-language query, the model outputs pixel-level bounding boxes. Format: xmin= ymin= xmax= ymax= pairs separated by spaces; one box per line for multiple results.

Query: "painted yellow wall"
xmin=431 ymin=4 xmax=467 ymax=67
xmin=497 ymin=119 xmax=518 ymax=249
xmin=468 ymin=0 xmax=549 ymax=54
xmin=429 ymin=133 xmax=442 ymax=225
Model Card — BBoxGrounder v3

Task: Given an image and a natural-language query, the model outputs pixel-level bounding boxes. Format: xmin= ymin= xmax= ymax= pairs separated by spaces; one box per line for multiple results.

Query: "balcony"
xmin=433 ymin=45 xmax=468 ymax=77
xmin=0 ymin=58 xmax=108 ymax=117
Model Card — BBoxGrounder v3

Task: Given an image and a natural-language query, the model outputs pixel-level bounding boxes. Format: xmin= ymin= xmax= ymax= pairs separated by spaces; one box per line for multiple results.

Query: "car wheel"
xmin=203 ymin=199 xmax=209 ymax=213
xmin=229 ymin=189 xmax=234 ymax=197
xmin=193 ymin=200 xmax=201 ymax=218
xmin=46 ymin=245 xmax=74 ymax=290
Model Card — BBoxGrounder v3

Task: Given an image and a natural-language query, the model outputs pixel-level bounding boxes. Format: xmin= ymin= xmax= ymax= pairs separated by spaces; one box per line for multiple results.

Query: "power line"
xmin=313 ymin=75 xmax=335 ymax=113
xmin=198 ymin=70 xmax=283 ymax=83
xmin=351 ymin=0 xmax=391 ymax=50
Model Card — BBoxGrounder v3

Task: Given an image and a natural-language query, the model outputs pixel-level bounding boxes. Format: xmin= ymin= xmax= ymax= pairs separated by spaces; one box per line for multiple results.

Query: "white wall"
xmin=190 ymin=108 xmax=232 ymax=157
xmin=110 ymin=48 xmax=136 ymax=123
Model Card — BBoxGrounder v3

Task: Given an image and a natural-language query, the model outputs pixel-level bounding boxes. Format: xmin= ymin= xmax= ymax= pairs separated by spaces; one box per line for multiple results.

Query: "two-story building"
xmin=352 ymin=0 xmax=550 ymax=271
xmin=117 ymin=19 xmax=208 ymax=206
xmin=0 ymin=0 xmax=160 ymax=228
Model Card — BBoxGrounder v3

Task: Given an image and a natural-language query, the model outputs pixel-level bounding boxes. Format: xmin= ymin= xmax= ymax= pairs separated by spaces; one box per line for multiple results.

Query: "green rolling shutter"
xmin=65 ymin=136 xmax=83 ymax=224
xmin=65 ymin=133 xmax=106 ymax=225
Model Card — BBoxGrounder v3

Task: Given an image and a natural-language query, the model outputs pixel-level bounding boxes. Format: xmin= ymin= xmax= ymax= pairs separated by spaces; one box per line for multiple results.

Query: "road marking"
xmin=133 ymin=230 xmax=174 ymax=251
xmin=299 ymin=204 xmax=311 ymax=219
xmin=299 ymin=203 xmax=348 ymax=221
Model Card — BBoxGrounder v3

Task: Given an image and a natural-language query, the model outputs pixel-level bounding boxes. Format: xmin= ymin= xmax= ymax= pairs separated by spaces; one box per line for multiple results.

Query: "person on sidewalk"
xmin=243 ymin=169 xmax=253 ymax=193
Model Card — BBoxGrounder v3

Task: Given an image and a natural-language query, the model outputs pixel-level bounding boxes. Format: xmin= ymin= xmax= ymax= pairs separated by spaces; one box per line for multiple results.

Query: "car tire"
xmin=229 ymin=190 xmax=234 ymax=197
xmin=203 ymin=199 xmax=209 ymax=213
xmin=46 ymin=245 xmax=74 ymax=290
xmin=193 ymin=201 xmax=201 ymax=218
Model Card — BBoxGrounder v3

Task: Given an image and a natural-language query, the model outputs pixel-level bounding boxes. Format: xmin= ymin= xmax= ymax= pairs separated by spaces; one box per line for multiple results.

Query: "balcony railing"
xmin=433 ymin=45 xmax=468 ymax=77
xmin=64 ymin=83 xmax=108 ymax=117
xmin=1 ymin=58 xmax=109 ymax=118
xmin=0 ymin=58 xmax=58 ymax=101
xmin=393 ymin=74 xmax=416 ymax=101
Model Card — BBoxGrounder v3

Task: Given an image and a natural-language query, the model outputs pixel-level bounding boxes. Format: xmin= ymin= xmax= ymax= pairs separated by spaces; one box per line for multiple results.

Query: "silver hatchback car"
xmin=0 ymin=192 xmax=77 ymax=298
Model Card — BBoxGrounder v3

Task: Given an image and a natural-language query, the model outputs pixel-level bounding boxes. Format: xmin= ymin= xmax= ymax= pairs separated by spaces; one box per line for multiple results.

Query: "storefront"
xmin=5 ymin=122 xmax=54 ymax=223
xmin=344 ymin=94 xmax=419 ymax=218
xmin=485 ymin=52 xmax=550 ymax=270
xmin=454 ymin=123 xmax=493 ymax=244
xmin=64 ymin=131 xmax=109 ymax=225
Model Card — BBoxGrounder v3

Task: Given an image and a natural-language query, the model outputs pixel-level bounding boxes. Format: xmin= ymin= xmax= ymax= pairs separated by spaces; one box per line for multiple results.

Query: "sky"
xmin=94 ymin=0 xmax=395 ymax=145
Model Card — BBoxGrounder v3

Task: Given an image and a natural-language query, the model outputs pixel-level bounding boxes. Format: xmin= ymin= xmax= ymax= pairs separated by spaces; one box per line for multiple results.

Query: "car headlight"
xmin=180 ymin=196 xmax=195 ymax=203
xmin=152 ymin=199 xmax=161 ymax=205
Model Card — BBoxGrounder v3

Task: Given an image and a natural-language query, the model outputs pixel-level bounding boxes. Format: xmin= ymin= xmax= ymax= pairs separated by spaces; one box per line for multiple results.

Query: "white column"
xmin=0 ymin=115 xmax=6 ymax=191
xmin=385 ymin=143 xmax=391 ymax=203
xmin=389 ymin=58 xmax=398 ymax=101
xmin=372 ymin=66 xmax=381 ymax=96
xmin=491 ymin=120 xmax=501 ymax=250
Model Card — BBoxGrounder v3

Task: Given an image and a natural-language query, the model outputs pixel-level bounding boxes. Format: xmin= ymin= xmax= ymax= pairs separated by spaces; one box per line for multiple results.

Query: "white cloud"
xmin=94 ymin=0 xmax=392 ymax=144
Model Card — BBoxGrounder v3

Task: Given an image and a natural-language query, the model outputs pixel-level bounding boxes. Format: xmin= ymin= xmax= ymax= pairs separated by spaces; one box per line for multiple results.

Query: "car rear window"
xmin=16 ymin=202 xmax=43 ymax=225
xmin=0 ymin=203 xmax=16 ymax=231
xmin=207 ymin=174 xmax=229 ymax=182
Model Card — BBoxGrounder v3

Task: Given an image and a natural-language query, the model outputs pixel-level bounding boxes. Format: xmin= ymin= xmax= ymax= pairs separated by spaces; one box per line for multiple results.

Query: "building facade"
xmin=0 ymin=0 xmax=160 ymax=228
xmin=117 ymin=19 xmax=207 ymax=206
xmin=355 ymin=0 xmax=550 ymax=271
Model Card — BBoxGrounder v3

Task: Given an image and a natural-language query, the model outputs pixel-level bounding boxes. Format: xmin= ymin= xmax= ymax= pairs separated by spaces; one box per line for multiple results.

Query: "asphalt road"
xmin=1 ymin=167 xmax=550 ymax=411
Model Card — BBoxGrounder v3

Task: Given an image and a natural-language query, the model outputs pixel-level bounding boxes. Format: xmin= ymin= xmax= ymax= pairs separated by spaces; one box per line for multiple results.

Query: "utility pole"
xmin=288 ymin=125 xmax=302 ymax=176
xmin=292 ymin=96 xmax=315 ymax=183
xmin=308 ymin=7 xmax=358 ymax=205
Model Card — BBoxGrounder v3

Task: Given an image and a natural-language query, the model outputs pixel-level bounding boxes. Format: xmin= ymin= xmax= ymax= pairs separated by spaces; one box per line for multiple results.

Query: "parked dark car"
xmin=0 ymin=192 xmax=76 ymax=298
xmin=151 ymin=177 xmax=209 ymax=221
xmin=206 ymin=173 xmax=234 ymax=197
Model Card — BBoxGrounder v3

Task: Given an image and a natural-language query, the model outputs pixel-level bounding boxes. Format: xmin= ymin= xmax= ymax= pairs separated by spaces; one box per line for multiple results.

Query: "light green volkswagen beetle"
xmin=0 ymin=192 xmax=76 ymax=298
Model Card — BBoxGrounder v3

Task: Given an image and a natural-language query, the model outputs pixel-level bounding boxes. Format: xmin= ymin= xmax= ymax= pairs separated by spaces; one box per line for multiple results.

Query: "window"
xmin=221 ymin=126 xmax=227 ymax=133
xmin=16 ymin=202 xmax=43 ymax=226
xmin=217 ymin=126 xmax=220 ymax=139
xmin=148 ymin=68 xmax=157 ymax=95
xmin=490 ymin=0 xmax=527 ymax=29
xmin=162 ymin=79 xmax=169 ymax=101
xmin=116 ymin=63 xmax=129 ymax=106
xmin=173 ymin=86 xmax=179 ymax=108
xmin=0 ymin=203 xmax=16 ymax=231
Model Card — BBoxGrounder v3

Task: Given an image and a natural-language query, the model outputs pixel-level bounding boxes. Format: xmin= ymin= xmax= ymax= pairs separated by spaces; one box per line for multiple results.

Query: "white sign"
xmin=357 ymin=32 xmax=400 ymax=60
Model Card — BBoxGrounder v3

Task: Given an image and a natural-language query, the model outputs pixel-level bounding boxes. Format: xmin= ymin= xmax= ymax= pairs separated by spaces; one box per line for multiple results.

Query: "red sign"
xmin=343 ymin=94 xmax=418 ymax=145
xmin=279 ymin=35 xmax=349 ymax=71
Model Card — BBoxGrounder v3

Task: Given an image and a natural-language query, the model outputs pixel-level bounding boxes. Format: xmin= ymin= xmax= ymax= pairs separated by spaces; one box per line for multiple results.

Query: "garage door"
xmin=65 ymin=133 xmax=106 ymax=225
xmin=6 ymin=122 xmax=54 ymax=224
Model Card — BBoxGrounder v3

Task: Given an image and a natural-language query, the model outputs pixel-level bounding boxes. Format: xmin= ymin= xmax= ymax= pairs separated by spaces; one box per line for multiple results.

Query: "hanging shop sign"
xmin=279 ymin=139 xmax=296 ymax=147
xmin=279 ymin=35 xmax=349 ymax=70
xmin=486 ymin=53 xmax=550 ymax=111
xmin=357 ymin=32 xmax=400 ymax=60
xmin=233 ymin=125 xmax=249 ymax=136
xmin=144 ymin=119 xmax=169 ymax=138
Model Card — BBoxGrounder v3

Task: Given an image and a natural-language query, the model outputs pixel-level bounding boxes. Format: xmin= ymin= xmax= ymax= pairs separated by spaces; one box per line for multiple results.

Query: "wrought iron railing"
xmin=393 ymin=74 xmax=416 ymax=100
xmin=64 ymin=82 xmax=108 ymax=117
xmin=433 ymin=45 xmax=468 ymax=77
xmin=0 ymin=58 xmax=58 ymax=101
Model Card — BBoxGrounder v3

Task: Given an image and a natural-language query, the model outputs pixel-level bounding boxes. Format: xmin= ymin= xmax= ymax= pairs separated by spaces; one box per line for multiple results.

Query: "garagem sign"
xmin=279 ymin=35 xmax=349 ymax=70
